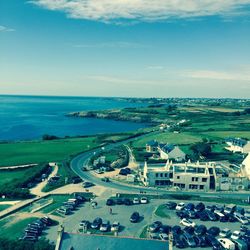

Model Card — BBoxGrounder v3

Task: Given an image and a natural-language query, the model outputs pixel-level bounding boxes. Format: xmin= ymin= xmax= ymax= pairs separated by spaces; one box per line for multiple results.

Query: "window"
xmin=192 ymin=177 xmax=199 ymax=182
xmin=177 ymin=176 xmax=180 ymax=179
xmin=200 ymin=185 xmax=204 ymax=189
xmin=169 ymin=173 xmax=173 ymax=178
xmin=155 ymin=173 xmax=159 ymax=177
xmin=164 ymin=173 xmax=168 ymax=177
xmin=160 ymin=173 xmax=163 ymax=177
xmin=202 ymin=178 xmax=207 ymax=182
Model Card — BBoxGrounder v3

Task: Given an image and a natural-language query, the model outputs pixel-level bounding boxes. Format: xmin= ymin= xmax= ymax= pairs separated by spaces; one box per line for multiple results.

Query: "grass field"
xmin=0 ymin=216 xmax=39 ymax=240
xmin=0 ymin=204 xmax=11 ymax=212
xmin=0 ymin=165 xmax=46 ymax=190
xmin=132 ymin=131 xmax=203 ymax=148
xmin=0 ymin=137 xmax=100 ymax=167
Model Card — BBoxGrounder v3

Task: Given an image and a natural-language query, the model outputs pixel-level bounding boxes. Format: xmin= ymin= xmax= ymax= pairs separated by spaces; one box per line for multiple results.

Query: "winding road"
xmin=70 ymin=135 xmax=250 ymax=201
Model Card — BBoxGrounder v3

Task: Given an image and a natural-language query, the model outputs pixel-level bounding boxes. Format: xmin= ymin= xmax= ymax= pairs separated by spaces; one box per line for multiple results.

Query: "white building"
xmin=241 ymin=153 xmax=250 ymax=179
xmin=158 ymin=144 xmax=186 ymax=162
xmin=225 ymin=137 xmax=250 ymax=153
xmin=141 ymin=160 xmax=217 ymax=191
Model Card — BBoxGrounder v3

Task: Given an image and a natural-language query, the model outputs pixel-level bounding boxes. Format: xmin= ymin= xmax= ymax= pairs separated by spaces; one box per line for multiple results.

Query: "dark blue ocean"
xmin=0 ymin=95 xmax=147 ymax=141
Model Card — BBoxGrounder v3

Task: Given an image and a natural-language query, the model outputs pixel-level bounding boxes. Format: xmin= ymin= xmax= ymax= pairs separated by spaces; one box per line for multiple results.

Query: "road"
xmin=70 ymin=135 xmax=250 ymax=200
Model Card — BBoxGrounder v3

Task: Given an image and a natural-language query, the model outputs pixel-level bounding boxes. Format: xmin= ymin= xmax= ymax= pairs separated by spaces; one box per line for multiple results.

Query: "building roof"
xmin=146 ymin=140 xmax=159 ymax=147
xmin=160 ymin=143 xmax=175 ymax=153
xmin=225 ymin=137 xmax=247 ymax=147
xmin=59 ymin=233 xmax=168 ymax=250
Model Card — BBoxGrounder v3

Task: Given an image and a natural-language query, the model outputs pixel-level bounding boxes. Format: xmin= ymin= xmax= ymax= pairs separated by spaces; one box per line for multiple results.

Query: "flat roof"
xmin=59 ymin=233 xmax=168 ymax=250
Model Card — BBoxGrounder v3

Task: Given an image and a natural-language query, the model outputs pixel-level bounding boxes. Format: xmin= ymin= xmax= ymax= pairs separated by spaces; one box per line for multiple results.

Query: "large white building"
xmin=141 ymin=161 xmax=217 ymax=191
xmin=141 ymin=160 xmax=250 ymax=192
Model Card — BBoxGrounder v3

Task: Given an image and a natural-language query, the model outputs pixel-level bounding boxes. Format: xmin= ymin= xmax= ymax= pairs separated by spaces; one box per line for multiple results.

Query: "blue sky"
xmin=1 ymin=0 xmax=250 ymax=98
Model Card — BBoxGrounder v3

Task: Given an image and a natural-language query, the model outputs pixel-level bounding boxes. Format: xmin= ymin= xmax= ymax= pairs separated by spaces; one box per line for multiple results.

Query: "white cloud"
xmin=73 ymin=41 xmax=149 ymax=48
xmin=30 ymin=0 xmax=250 ymax=24
xmin=0 ymin=25 xmax=15 ymax=32
xmin=183 ymin=68 xmax=250 ymax=81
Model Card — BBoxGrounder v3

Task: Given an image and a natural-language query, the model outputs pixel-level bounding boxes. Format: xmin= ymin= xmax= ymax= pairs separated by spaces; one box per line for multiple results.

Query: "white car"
xmin=244 ymin=210 xmax=250 ymax=219
xmin=218 ymin=238 xmax=235 ymax=250
xmin=100 ymin=220 xmax=110 ymax=232
xmin=234 ymin=213 xmax=249 ymax=225
xmin=231 ymin=231 xmax=241 ymax=241
xmin=219 ymin=228 xmax=231 ymax=238
xmin=140 ymin=197 xmax=148 ymax=204
xmin=180 ymin=218 xmax=196 ymax=227
xmin=133 ymin=198 xmax=140 ymax=204
xmin=176 ymin=202 xmax=185 ymax=211
xmin=159 ymin=233 xmax=168 ymax=241
xmin=111 ymin=221 xmax=120 ymax=232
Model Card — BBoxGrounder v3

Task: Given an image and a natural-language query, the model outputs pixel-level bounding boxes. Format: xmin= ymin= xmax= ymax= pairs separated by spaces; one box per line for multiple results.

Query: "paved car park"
xmin=45 ymin=190 xmax=250 ymax=249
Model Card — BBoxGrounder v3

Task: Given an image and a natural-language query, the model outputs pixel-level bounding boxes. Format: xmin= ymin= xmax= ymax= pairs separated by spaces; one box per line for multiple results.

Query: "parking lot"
xmin=45 ymin=190 xmax=250 ymax=249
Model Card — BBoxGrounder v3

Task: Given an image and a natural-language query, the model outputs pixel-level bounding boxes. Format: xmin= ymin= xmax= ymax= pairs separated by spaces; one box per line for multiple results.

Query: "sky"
xmin=1 ymin=0 xmax=250 ymax=98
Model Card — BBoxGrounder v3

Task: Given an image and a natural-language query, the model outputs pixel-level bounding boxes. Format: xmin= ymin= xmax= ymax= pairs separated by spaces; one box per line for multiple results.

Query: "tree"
xmin=190 ymin=143 xmax=212 ymax=157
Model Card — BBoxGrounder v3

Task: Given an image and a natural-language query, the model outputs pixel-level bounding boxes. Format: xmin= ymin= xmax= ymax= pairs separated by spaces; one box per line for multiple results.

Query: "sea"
xmin=0 ymin=95 xmax=148 ymax=141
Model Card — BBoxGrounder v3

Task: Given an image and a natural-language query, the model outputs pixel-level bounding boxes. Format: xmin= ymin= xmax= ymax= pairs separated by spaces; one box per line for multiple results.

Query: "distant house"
xmin=158 ymin=144 xmax=186 ymax=162
xmin=146 ymin=140 xmax=159 ymax=153
xmin=225 ymin=137 xmax=250 ymax=153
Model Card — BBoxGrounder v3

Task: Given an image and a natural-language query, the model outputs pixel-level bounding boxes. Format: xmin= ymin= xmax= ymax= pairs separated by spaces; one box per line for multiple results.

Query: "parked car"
xmin=82 ymin=182 xmax=94 ymax=188
xmin=175 ymin=239 xmax=186 ymax=249
xmin=220 ymin=228 xmax=231 ymax=238
xmin=149 ymin=232 xmax=160 ymax=240
xmin=116 ymin=198 xmax=124 ymax=205
xmin=101 ymin=177 xmax=110 ymax=182
xmin=184 ymin=203 xmax=195 ymax=211
xmin=172 ymin=225 xmax=182 ymax=234
xmin=111 ymin=221 xmax=120 ymax=232
xmin=140 ymin=197 xmax=148 ymax=204
xmin=234 ymin=213 xmax=249 ymax=225
xmin=206 ymin=210 xmax=218 ymax=221
xmin=176 ymin=211 xmax=189 ymax=219
xmin=183 ymin=226 xmax=195 ymax=235
xmin=133 ymin=197 xmax=140 ymax=204
xmin=244 ymin=209 xmax=250 ymax=219
xmin=100 ymin=220 xmax=110 ymax=232
xmin=180 ymin=218 xmax=196 ymax=227
xmin=79 ymin=220 xmax=90 ymax=229
xmin=72 ymin=176 xmax=82 ymax=184
xmin=194 ymin=225 xmax=207 ymax=236
xmin=149 ymin=221 xmax=162 ymax=233
xmin=193 ymin=235 xmax=207 ymax=247
xmin=57 ymin=206 xmax=70 ymax=215
xmin=124 ymin=198 xmax=132 ymax=206
xmin=224 ymin=205 xmax=236 ymax=215
xmin=181 ymin=233 xmax=196 ymax=248
xmin=166 ymin=201 xmax=177 ymax=210
xmin=91 ymin=217 xmax=102 ymax=229
xmin=159 ymin=225 xmax=171 ymax=234
xmin=231 ymin=231 xmax=242 ymax=241
xmin=207 ymin=226 xmax=220 ymax=237
xmin=218 ymin=238 xmax=235 ymax=250
xmin=130 ymin=212 xmax=140 ymax=223
xmin=176 ymin=202 xmax=185 ymax=210
xmin=194 ymin=202 xmax=205 ymax=212
xmin=159 ymin=233 xmax=168 ymax=241
xmin=106 ymin=199 xmax=115 ymax=206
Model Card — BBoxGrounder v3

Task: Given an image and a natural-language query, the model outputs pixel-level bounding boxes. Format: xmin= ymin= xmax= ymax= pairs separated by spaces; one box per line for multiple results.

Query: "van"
xmin=218 ymin=238 xmax=235 ymax=250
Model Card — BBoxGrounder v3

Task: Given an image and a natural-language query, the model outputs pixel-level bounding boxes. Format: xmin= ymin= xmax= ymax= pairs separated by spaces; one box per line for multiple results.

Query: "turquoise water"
xmin=0 ymin=95 xmax=147 ymax=141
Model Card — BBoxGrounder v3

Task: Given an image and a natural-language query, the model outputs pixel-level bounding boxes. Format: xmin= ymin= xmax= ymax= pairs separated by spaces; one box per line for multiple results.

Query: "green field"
xmin=0 ymin=216 xmax=39 ymax=240
xmin=0 ymin=137 xmax=101 ymax=167
xmin=0 ymin=165 xmax=47 ymax=191
xmin=132 ymin=131 xmax=203 ymax=148
xmin=0 ymin=204 xmax=11 ymax=212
